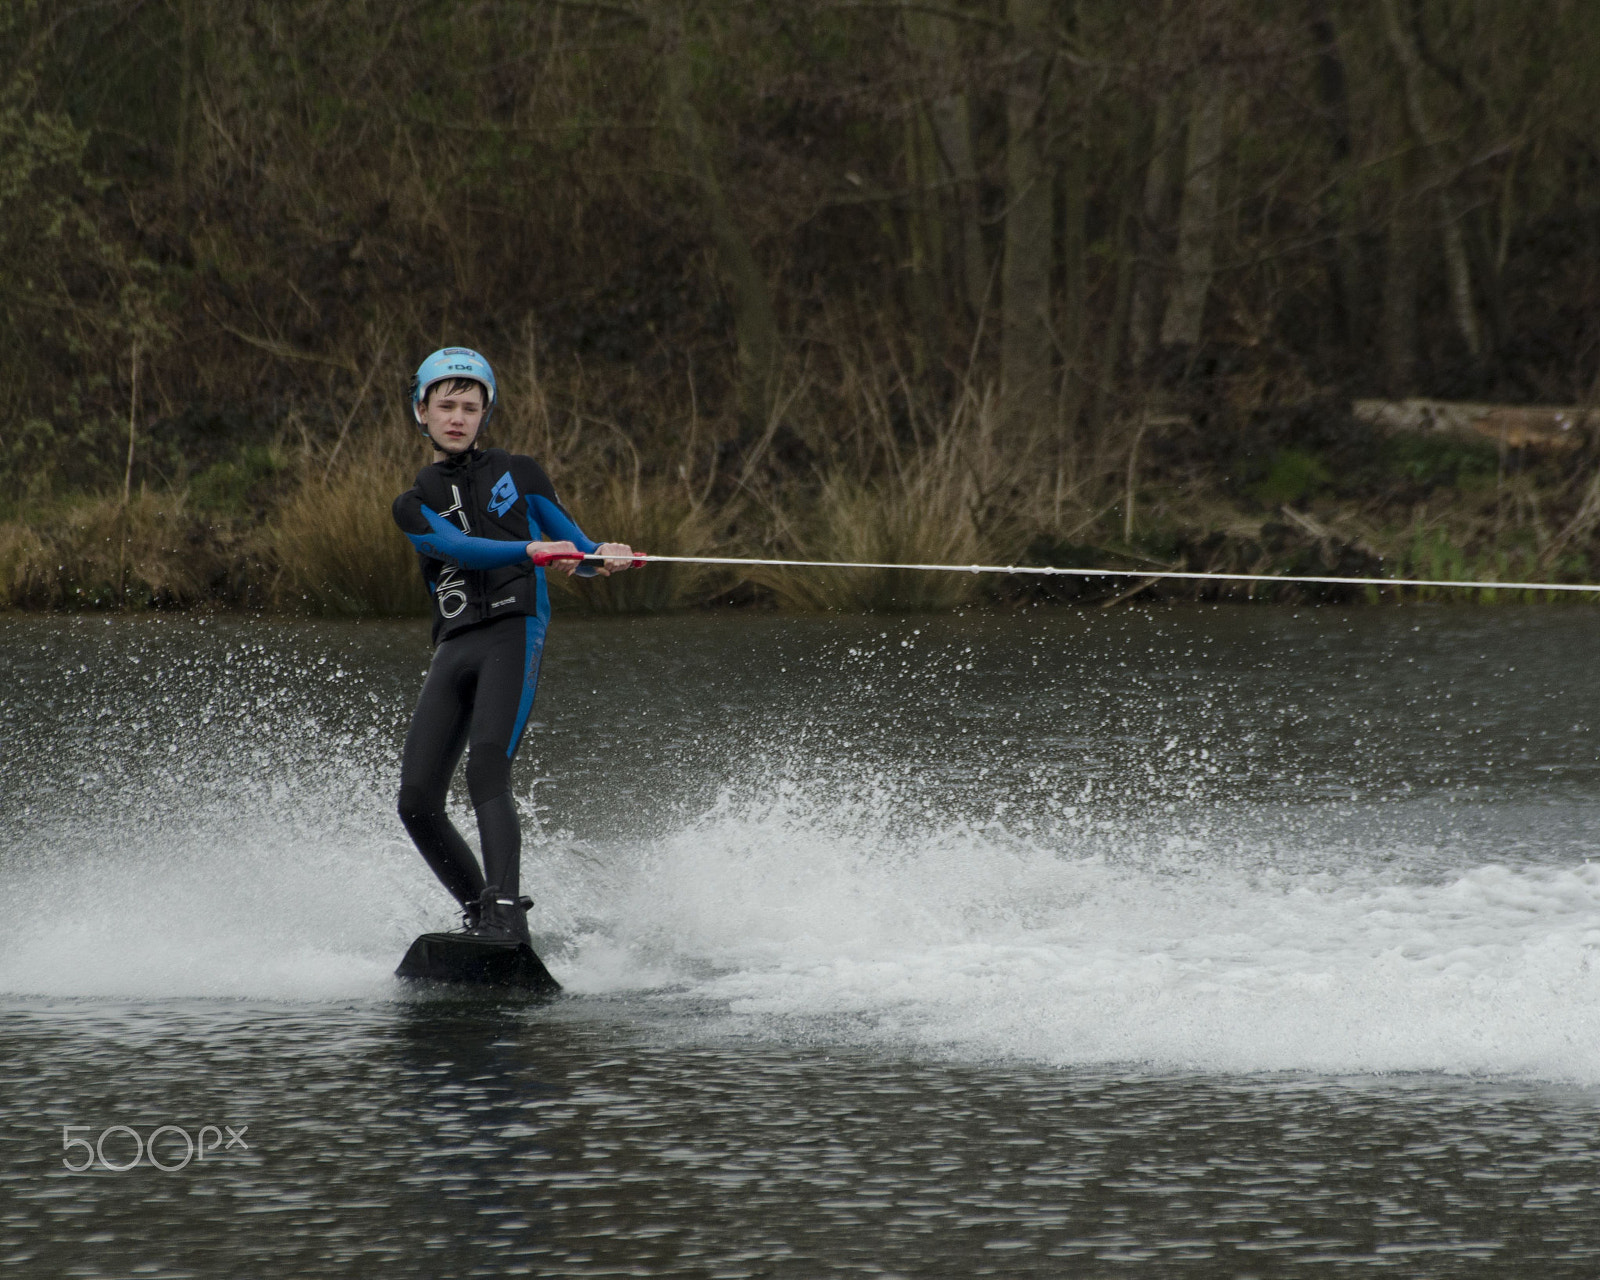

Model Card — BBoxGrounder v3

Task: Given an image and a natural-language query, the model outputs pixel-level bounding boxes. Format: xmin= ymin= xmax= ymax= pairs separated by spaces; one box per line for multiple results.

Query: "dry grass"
xmin=0 ymin=493 xmax=239 ymax=609
xmin=270 ymin=405 xmax=729 ymax=617
xmin=0 ymin=521 xmax=48 ymax=606
xmin=754 ymin=464 xmax=995 ymax=612
xmin=16 ymin=325 xmax=1595 ymax=618
xmin=272 ymin=435 xmax=428 ymax=616
xmin=549 ymin=473 xmax=728 ymax=613
xmin=747 ymin=353 xmax=1034 ymax=612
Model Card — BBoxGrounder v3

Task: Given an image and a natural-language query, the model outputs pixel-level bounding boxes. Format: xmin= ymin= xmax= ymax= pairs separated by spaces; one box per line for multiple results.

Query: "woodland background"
xmin=5 ymin=0 xmax=1600 ymax=613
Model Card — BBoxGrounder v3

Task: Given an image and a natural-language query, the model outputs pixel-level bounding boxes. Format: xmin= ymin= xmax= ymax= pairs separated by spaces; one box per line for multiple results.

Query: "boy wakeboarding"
xmin=392 ymin=347 xmax=635 ymax=974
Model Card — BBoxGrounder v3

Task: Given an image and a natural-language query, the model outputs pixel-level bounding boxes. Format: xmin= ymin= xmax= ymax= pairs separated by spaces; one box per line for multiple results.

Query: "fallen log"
xmin=1351 ymin=398 xmax=1592 ymax=451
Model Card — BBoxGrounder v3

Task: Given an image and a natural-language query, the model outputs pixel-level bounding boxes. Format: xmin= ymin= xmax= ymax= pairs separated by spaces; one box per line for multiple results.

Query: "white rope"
xmin=580 ymin=552 xmax=1600 ymax=595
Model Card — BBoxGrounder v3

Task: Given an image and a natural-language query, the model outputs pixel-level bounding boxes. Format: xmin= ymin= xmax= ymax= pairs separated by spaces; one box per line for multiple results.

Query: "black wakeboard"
xmin=396 ymin=932 xmax=562 ymax=995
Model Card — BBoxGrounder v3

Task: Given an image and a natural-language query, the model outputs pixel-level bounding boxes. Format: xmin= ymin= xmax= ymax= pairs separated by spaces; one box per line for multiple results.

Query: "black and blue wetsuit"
xmin=392 ymin=446 xmax=599 ymax=912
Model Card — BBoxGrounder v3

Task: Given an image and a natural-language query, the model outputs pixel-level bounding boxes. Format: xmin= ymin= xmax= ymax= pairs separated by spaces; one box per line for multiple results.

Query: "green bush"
xmin=189 ymin=446 xmax=287 ymax=513
xmin=1251 ymin=449 xmax=1331 ymax=507
xmin=1379 ymin=435 xmax=1499 ymax=490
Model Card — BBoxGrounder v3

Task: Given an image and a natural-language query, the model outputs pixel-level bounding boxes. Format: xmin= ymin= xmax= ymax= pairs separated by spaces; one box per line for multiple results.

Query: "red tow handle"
xmin=530 ymin=549 xmax=648 ymax=568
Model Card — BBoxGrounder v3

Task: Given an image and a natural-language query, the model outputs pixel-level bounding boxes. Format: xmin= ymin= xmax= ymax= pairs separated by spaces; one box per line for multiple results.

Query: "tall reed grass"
xmin=269 ymin=391 xmax=728 ymax=617
xmin=753 ymin=465 xmax=993 ymax=612
xmin=0 ymin=493 xmax=243 ymax=609
xmin=746 ymin=351 xmax=1032 ymax=611
xmin=10 ymin=322 xmax=1597 ymax=618
xmin=547 ymin=474 xmax=727 ymax=613
xmin=271 ymin=435 xmax=429 ymax=616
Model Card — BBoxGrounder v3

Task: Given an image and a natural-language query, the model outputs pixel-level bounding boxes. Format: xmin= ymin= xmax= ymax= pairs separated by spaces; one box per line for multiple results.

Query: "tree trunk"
xmin=174 ymin=0 xmax=198 ymax=225
xmin=1091 ymin=161 xmax=1138 ymax=453
xmin=1381 ymin=157 xmax=1422 ymax=394
xmin=659 ymin=15 xmax=781 ymax=438
xmin=1052 ymin=0 xmax=1086 ymax=426
xmin=929 ymin=92 xmax=989 ymax=321
xmin=1000 ymin=0 xmax=1054 ymax=437
xmin=1058 ymin=125 xmax=1088 ymax=429
xmin=1436 ymin=188 xmax=1481 ymax=358
xmin=1379 ymin=0 xmax=1481 ymax=358
xmin=1159 ymin=64 xmax=1227 ymax=350
xmin=908 ymin=5 xmax=989 ymax=322
xmin=1127 ymin=1 xmax=1178 ymax=376
xmin=904 ymin=105 xmax=945 ymax=375
xmin=1306 ymin=0 xmax=1361 ymax=346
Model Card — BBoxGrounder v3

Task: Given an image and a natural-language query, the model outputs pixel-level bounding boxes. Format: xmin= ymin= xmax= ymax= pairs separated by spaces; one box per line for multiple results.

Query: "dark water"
xmin=2 ymin=606 xmax=1599 ymax=1276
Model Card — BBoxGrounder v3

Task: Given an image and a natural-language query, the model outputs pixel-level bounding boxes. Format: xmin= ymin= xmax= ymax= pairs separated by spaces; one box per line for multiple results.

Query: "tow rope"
xmin=527 ymin=550 xmax=1600 ymax=595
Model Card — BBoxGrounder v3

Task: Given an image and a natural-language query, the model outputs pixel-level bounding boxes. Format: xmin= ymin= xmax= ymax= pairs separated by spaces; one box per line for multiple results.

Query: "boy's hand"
xmin=594 ymin=543 xmax=638 ymax=576
xmin=527 ymin=541 xmax=582 ymax=575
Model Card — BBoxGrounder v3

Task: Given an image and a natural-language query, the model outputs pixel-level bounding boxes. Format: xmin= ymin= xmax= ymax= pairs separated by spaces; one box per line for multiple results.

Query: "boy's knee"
xmin=465 ymin=746 xmax=512 ymax=807
xmin=397 ymin=783 xmax=442 ymax=822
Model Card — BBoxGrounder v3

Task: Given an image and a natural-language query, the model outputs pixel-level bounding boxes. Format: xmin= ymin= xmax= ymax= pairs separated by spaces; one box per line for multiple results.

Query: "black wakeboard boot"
xmin=468 ymin=887 xmax=535 ymax=949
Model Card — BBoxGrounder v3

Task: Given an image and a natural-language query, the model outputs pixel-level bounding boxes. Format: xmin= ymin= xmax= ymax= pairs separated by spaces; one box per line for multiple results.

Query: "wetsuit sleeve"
xmin=392 ymin=491 xmax=531 ymax=570
xmin=515 ymin=457 xmax=605 ymax=575
xmin=528 ymin=496 xmax=599 ymax=554
xmin=517 ymin=460 xmax=599 ymax=552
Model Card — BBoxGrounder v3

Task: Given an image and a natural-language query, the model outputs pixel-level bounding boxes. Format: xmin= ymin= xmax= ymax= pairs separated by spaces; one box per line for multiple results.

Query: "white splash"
xmin=545 ymin=780 xmax=1600 ymax=1082
xmin=6 ymin=750 xmax=1600 ymax=1083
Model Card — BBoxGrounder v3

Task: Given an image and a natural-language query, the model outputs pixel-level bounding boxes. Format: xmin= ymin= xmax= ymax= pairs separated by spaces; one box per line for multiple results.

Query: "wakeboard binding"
xmin=396 ymin=888 xmax=561 ymax=994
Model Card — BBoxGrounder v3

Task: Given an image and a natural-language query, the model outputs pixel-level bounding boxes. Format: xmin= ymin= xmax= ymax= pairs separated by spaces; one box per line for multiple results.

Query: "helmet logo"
xmin=409 ymin=346 xmax=498 ymax=431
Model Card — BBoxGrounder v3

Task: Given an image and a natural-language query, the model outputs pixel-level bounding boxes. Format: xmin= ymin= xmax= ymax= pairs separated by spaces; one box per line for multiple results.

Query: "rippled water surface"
xmin=3 ymin=606 xmax=1599 ymax=1276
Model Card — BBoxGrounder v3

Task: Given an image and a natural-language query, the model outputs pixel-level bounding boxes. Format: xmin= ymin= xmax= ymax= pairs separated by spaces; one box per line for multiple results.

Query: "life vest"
xmin=392 ymin=447 xmax=597 ymax=643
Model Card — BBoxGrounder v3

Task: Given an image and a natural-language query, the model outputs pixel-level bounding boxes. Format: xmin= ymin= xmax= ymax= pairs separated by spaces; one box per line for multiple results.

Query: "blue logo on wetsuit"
xmin=488 ymin=471 xmax=517 ymax=517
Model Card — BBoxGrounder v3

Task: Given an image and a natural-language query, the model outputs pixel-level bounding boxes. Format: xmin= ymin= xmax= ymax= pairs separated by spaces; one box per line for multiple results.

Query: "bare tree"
xmin=1379 ymin=0 xmax=1481 ymax=359
xmin=657 ymin=8 xmax=782 ymax=439
xmin=905 ymin=3 xmax=989 ymax=322
xmin=1000 ymin=0 xmax=1055 ymax=436
xmin=1127 ymin=0 xmax=1179 ymax=376
xmin=1159 ymin=62 xmax=1228 ymax=350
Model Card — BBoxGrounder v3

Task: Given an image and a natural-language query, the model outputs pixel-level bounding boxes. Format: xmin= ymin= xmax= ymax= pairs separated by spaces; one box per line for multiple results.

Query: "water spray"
xmin=530 ymin=549 xmax=1600 ymax=596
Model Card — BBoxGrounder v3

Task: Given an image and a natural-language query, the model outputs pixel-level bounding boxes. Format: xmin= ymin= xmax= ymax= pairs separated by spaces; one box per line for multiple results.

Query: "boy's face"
xmin=420 ymin=383 xmax=486 ymax=454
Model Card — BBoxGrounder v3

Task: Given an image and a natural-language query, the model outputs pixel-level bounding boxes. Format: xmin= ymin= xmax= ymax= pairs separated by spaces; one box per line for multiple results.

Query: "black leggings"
xmin=397 ymin=614 xmax=546 ymax=905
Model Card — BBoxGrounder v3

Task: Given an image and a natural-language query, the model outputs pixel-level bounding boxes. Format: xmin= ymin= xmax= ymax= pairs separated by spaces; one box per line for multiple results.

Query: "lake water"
xmin=2 ymin=605 xmax=1599 ymax=1276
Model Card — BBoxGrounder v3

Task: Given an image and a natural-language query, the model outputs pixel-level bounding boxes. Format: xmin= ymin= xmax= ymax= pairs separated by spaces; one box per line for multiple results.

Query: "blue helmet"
xmin=409 ymin=347 xmax=497 ymax=431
